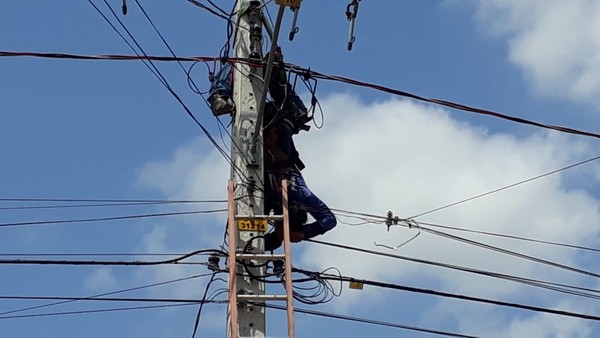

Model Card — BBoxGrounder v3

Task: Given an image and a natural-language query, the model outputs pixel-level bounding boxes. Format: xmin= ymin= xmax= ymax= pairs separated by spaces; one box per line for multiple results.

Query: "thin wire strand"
xmin=411 ymin=154 xmax=600 ymax=218
xmin=0 ymin=209 xmax=227 ymax=228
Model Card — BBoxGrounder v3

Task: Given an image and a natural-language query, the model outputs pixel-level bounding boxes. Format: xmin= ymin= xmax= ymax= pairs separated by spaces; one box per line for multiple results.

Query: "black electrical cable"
xmin=411 ymin=154 xmax=600 ymax=218
xmin=290 ymin=66 xmax=600 ymax=140
xmin=0 ymin=197 xmax=225 ymax=203
xmin=6 ymin=48 xmax=600 ymax=142
xmin=258 ymin=303 xmax=477 ymax=338
xmin=0 ymin=209 xmax=227 ymax=228
xmin=0 ymin=249 xmax=226 ymax=266
xmin=306 ymin=239 xmax=600 ymax=301
xmin=416 ymin=220 xmax=600 ymax=254
xmin=413 ymin=223 xmax=600 ymax=279
xmin=187 ymin=0 xmax=232 ymax=21
xmin=299 ymin=268 xmax=600 ymax=322
xmin=0 ymin=201 xmax=225 ymax=211
xmin=191 ymin=272 xmax=219 ymax=338
xmin=0 ymin=301 xmax=226 ymax=320
xmin=0 ymin=272 xmax=216 ymax=316
xmin=89 ymin=1 xmax=249 ymax=183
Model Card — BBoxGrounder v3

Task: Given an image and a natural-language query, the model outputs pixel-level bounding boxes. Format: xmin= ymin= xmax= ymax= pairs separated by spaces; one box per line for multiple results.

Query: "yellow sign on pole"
xmin=237 ymin=218 xmax=268 ymax=232
xmin=275 ymin=0 xmax=302 ymax=9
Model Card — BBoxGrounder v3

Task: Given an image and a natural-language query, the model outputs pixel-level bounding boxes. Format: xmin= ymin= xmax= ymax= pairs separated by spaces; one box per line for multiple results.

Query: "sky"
xmin=2 ymin=0 xmax=600 ymax=337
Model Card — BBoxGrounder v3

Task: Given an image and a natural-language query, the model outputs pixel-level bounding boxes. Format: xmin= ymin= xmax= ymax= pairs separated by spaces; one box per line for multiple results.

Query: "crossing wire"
xmin=293 ymin=268 xmax=600 ymax=322
xmin=259 ymin=303 xmax=477 ymax=338
xmin=306 ymin=239 xmax=600 ymax=301
xmin=0 ymin=209 xmax=227 ymax=228
xmin=3 ymin=49 xmax=600 ymax=142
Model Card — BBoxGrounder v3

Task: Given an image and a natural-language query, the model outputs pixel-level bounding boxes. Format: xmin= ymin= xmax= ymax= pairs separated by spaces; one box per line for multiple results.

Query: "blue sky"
xmin=2 ymin=1 xmax=600 ymax=337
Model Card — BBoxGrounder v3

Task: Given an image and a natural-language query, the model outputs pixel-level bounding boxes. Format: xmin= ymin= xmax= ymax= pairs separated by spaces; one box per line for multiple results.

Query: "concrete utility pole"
xmin=228 ymin=1 xmax=299 ymax=337
xmin=229 ymin=1 xmax=267 ymax=337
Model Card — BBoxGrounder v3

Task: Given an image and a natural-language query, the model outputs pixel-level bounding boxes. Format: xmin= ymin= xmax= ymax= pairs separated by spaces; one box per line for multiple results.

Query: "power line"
xmin=0 ymin=209 xmax=226 ymax=228
xmin=0 ymin=272 xmax=216 ymax=316
xmin=306 ymin=239 xmax=600 ymax=301
xmin=259 ymin=303 xmax=477 ymax=338
xmin=0 ymin=201 xmax=226 ymax=211
xmin=0 ymin=50 xmax=223 ymax=62
xmin=413 ymin=223 xmax=600 ymax=279
xmin=411 ymin=154 xmax=600 ymax=218
xmin=187 ymin=0 xmax=233 ymax=22
xmin=5 ymin=48 xmax=600 ymax=142
xmin=87 ymin=1 xmax=247 ymax=181
xmin=0 ymin=295 xmax=212 ymax=305
xmin=289 ymin=66 xmax=600 ymax=140
xmin=0 ymin=249 xmax=225 ymax=266
xmin=415 ymin=220 xmax=600 ymax=254
xmin=295 ymin=268 xmax=600 ymax=322
xmin=329 ymin=203 xmax=600 ymax=256
xmin=0 ymin=301 xmax=226 ymax=320
xmin=0 ymin=197 xmax=225 ymax=203
xmin=191 ymin=272 xmax=219 ymax=338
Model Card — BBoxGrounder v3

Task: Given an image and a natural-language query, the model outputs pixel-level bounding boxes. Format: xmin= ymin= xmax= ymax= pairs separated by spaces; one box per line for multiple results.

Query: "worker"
xmin=208 ymin=62 xmax=235 ymax=116
xmin=262 ymin=100 xmax=337 ymax=251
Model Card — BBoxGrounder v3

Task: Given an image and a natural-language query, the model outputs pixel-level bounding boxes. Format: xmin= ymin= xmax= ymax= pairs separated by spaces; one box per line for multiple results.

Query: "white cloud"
xmin=83 ymin=267 xmax=116 ymax=291
xmin=472 ymin=0 xmax=600 ymax=103
xmin=137 ymin=138 xmax=229 ymax=201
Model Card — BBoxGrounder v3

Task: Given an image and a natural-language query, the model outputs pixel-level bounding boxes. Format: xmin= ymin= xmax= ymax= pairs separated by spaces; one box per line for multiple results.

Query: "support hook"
xmin=374 ymin=228 xmax=421 ymax=251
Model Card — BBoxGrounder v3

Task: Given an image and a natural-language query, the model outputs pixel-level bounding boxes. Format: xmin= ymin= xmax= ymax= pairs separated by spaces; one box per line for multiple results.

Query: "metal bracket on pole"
xmin=289 ymin=7 xmax=300 ymax=41
xmin=253 ymin=5 xmax=286 ymax=144
xmin=345 ymin=0 xmax=360 ymax=51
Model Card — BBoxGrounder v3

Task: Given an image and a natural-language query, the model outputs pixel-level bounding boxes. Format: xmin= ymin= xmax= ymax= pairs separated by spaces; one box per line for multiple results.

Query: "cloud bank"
xmin=473 ymin=0 xmax=600 ymax=104
xmin=137 ymin=93 xmax=600 ymax=336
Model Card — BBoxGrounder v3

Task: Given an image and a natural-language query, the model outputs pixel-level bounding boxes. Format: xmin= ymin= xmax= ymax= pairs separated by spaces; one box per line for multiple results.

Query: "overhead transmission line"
xmin=292 ymin=268 xmax=600 ymax=322
xmin=260 ymin=303 xmax=477 ymax=338
xmin=0 ymin=291 xmax=473 ymax=337
xmin=0 ymin=302 xmax=225 ymax=320
xmin=410 ymin=223 xmax=600 ymax=279
xmin=187 ymin=0 xmax=231 ymax=21
xmin=0 ymin=198 xmax=226 ymax=211
xmin=0 ymin=209 xmax=226 ymax=228
xmin=411 ymin=154 xmax=600 ymax=218
xmin=0 ymin=272 xmax=217 ymax=316
xmin=329 ymin=204 xmax=600 ymax=255
xmin=3 ymin=49 xmax=600 ymax=141
xmin=0 ymin=248 xmax=225 ymax=266
xmin=306 ymin=239 xmax=600 ymax=301
xmin=0 ymin=197 xmax=225 ymax=203
xmin=415 ymin=220 xmax=600 ymax=254
xmin=292 ymin=66 xmax=600 ymax=140
xmin=86 ymin=0 xmax=248 ymax=182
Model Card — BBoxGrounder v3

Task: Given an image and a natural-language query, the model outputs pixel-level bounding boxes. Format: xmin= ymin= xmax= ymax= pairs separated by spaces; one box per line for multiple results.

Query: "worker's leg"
xmin=287 ymin=169 xmax=337 ymax=239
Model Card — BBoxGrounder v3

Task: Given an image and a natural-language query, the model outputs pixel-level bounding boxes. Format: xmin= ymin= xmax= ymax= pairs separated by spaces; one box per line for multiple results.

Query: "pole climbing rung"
xmin=234 ymin=214 xmax=284 ymax=221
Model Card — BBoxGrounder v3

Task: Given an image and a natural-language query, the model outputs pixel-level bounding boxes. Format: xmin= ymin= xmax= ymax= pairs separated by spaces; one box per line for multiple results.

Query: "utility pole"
xmin=228 ymin=1 xmax=299 ymax=337
xmin=228 ymin=1 xmax=267 ymax=337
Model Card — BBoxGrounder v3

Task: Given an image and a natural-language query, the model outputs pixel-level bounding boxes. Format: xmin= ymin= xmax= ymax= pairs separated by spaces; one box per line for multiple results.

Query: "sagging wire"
xmin=236 ymin=256 xmax=343 ymax=305
xmin=374 ymin=227 xmax=421 ymax=251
